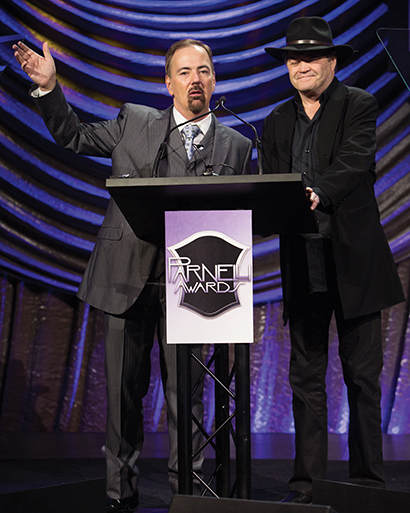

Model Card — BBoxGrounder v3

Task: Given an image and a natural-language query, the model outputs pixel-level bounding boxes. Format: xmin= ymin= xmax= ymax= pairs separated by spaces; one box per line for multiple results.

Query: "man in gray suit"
xmin=14 ymin=39 xmax=252 ymax=512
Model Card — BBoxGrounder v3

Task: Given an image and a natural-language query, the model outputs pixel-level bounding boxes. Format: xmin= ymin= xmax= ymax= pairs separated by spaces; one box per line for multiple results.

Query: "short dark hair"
xmin=165 ymin=39 xmax=214 ymax=77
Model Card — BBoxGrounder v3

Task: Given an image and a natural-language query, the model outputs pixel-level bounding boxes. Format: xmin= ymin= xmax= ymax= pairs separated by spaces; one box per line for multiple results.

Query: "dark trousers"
xmin=287 ymin=238 xmax=385 ymax=494
xmin=104 ymin=266 xmax=204 ymax=500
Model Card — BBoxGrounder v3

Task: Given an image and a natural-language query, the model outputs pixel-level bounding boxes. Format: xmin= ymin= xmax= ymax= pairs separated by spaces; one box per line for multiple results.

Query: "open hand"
xmin=13 ymin=41 xmax=56 ymax=91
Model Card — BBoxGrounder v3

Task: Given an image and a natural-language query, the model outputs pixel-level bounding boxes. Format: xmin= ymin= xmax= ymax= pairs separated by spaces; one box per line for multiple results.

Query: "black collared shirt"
xmin=291 ymin=82 xmax=334 ymax=292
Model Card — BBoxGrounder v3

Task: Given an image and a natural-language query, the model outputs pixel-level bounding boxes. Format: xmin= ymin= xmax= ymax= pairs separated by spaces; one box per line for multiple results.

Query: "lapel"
xmin=210 ymin=116 xmax=229 ymax=167
xmin=317 ymin=79 xmax=347 ymax=174
xmin=147 ymin=105 xmax=188 ymax=176
xmin=146 ymin=105 xmax=173 ymax=177
xmin=275 ymin=101 xmax=296 ymax=173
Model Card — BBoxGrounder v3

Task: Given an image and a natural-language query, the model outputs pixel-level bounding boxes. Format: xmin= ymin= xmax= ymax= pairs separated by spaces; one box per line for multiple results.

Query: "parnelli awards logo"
xmin=167 ymin=230 xmax=252 ymax=318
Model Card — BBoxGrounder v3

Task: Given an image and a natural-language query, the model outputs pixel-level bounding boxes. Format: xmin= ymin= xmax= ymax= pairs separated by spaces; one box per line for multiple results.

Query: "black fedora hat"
xmin=265 ymin=16 xmax=354 ymax=64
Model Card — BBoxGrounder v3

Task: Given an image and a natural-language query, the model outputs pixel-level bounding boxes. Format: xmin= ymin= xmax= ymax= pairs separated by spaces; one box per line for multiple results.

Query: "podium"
xmin=106 ymin=173 xmax=318 ymax=245
xmin=106 ymin=173 xmax=318 ymax=498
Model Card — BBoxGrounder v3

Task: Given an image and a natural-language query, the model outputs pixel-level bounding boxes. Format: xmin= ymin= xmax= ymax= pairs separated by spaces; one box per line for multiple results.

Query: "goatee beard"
xmin=188 ymin=94 xmax=205 ymax=114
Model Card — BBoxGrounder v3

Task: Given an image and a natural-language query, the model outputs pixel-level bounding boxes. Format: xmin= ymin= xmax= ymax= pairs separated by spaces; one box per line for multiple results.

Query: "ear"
xmin=212 ymin=73 xmax=216 ymax=93
xmin=165 ymin=75 xmax=174 ymax=97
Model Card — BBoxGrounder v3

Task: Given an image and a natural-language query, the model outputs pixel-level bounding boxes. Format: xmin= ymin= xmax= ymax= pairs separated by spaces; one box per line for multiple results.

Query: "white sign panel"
xmin=165 ymin=210 xmax=253 ymax=344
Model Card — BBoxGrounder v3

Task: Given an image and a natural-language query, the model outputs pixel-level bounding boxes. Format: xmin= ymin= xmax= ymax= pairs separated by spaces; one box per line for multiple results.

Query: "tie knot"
xmin=182 ymin=124 xmax=201 ymax=160
xmin=182 ymin=123 xmax=201 ymax=140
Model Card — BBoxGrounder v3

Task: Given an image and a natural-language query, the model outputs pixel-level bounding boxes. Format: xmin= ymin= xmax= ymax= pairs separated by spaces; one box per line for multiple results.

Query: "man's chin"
xmin=188 ymin=97 xmax=206 ymax=115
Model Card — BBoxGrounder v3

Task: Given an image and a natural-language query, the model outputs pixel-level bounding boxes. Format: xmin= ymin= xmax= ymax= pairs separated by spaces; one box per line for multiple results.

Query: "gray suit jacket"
xmin=34 ymin=82 xmax=253 ymax=314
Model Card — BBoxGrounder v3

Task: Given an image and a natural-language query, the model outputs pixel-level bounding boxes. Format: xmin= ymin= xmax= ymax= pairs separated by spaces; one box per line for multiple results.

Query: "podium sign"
xmin=165 ymin=210 xmax=253 ymax=344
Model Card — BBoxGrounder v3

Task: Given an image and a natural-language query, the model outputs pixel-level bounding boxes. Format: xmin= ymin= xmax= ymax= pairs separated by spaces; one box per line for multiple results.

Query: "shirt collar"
xmin=172 ymin=106 xmax=212 ymax=136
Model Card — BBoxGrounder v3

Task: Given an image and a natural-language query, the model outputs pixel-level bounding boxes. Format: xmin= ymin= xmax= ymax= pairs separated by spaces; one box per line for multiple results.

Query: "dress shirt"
xmin=291 ymin=82 xmax=336 ymax=293
xmin=172 ymin=106 xmax=212 ymax=147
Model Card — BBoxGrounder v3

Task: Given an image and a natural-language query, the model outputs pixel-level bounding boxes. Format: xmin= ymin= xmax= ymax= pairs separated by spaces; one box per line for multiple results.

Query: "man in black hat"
xmin=262 ymin=16 xmax=405 ymax=504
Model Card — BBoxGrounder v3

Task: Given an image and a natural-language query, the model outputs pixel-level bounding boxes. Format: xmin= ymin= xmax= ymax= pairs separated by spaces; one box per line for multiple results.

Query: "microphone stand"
xmin=192 ymin=143 xmax=237 ymax=176
xmin=192 ymin=144 xmax=217 ymax=176
xmin=218 ymin=97 xmax=263 ymax=175
xmin=151 ymin=98 xmax=224 ymax=178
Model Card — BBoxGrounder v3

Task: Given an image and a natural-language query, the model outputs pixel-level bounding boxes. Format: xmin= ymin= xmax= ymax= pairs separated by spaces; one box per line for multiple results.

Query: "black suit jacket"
xmin=262 ymin=78 xmax=404 ymax=320
xmin=34 ymin=83 xmax=253 ymax=314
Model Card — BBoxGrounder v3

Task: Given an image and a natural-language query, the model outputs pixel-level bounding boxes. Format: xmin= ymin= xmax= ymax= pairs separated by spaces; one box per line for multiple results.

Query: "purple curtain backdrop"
xmin=0 ymin=0 xmax=409 ymax=435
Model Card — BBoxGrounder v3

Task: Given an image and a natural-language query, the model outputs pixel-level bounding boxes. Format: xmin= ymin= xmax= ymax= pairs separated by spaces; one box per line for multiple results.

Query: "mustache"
xmin=188 ymin=85 xmax=204 ymax=93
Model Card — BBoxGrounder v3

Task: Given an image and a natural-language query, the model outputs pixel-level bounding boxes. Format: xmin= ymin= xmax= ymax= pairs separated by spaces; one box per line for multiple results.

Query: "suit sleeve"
xmin=32 ymin=81 xmax=124 ymax=158
xmin=261 ymin=103 xmax=294 ymax=174
xmin=261 ymin=113 xmax=276 ymax=174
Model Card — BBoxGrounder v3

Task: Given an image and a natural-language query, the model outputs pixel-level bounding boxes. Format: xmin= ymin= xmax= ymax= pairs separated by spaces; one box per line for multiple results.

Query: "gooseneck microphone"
xmin=151 ymin=98 xmax=225 ymax=177
xmin=218 ymin=96 xmax=263 ymax=175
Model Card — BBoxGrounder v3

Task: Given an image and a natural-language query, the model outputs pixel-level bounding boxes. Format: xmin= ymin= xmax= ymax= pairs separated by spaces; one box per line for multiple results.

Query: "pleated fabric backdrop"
xmin=0 ymin=0 xmax=409 ymax=435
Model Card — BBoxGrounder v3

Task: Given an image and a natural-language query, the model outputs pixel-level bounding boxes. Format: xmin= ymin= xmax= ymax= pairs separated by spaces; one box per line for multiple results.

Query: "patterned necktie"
xmin=182 ymin=124 xmax=201 ymax=160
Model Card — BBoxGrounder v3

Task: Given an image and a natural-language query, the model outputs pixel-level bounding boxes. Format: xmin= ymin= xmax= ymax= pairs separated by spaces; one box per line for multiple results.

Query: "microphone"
xmin=218 ymin=96 xmax=263 ymax=175
xmin=151 ymin=98 xmax=225 ymax=177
